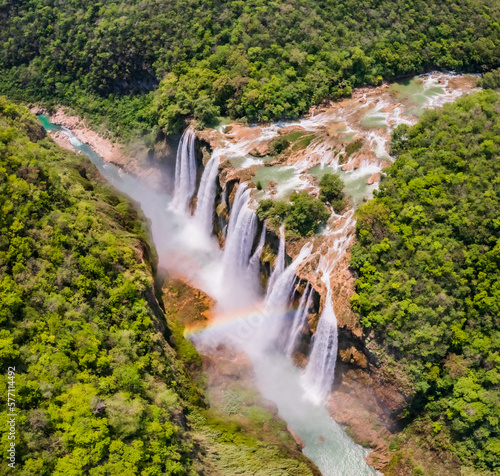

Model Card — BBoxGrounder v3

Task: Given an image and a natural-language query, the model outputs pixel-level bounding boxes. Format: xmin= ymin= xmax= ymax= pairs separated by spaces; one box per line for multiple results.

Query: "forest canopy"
xmin=0 ymin=97 xmax=204 ymax=474
xmin=351 ymin=90 xmax=500 ymax=472
xmin=0 ymin=99 xmax=318 ymax=475
xmin=257 ymin=192 xmax=330 ymax=237
xmin=2 ymin=0 xmax=500 ymax=136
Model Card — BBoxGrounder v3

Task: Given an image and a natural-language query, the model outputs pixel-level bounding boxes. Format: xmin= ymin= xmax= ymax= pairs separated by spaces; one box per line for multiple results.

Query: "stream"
xmin=38 ymin=115 xmax=377 ymax=476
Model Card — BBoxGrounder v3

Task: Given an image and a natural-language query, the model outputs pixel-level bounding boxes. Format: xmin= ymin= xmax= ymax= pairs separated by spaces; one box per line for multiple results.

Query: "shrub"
xmin=270 ymin=136 xmax=290 ymax=155
xmin=257 ymin=192 xmax=329 ymax=237
xmin=319 ymin=173 xmax=346 ymax=212
xmin=345 ymin=139 xmax=363 ymax=157
xmin=479 ymin=68 xmax=500 ymax=90
xmin=286 ymin=192 xmax=330 ymax=236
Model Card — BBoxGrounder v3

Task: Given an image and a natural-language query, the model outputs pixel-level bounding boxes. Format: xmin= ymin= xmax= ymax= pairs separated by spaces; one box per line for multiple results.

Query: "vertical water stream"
xmin=302 ymin=284 xmax=339 ymax=404
xmin=194 ymin=150 xmax=220 ymax=233
xmin=173 ymin=128 xmax=197 ymax=211
xmin=287 ymin=283 xmax=313 ymax=358
xmin=39 ymin=117 xmax=376 ymax=476
xmin=221 ymin=183 xmax=258 ymax=286
xmin=267 ymin=225 xmax=286 ymax=291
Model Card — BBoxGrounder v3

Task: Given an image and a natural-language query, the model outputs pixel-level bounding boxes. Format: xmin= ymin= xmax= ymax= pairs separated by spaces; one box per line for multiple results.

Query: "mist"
xmin=48 ymin=119 xmax=376 ymax=476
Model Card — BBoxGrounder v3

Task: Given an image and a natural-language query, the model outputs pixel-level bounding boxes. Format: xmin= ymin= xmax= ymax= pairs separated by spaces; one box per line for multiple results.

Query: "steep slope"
xmin=351 ymin=90 xmax=500 ymax=473
xmin=0 ymin=97 xmax=207 ymax=475
xmin=0 ymin=99 xmax=318 ymax=475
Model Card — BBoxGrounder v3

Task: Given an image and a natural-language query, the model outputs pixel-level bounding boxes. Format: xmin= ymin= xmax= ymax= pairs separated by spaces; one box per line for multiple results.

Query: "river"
xmin=38 ymin=114 xmax=377 ymax=475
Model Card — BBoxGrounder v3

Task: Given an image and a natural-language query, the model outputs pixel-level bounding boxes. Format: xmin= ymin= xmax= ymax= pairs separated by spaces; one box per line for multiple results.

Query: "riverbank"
xmin=161 ymin=277 xmax=322 ymax=476
xmin=30 ymin=105 xmax=171 ymax=189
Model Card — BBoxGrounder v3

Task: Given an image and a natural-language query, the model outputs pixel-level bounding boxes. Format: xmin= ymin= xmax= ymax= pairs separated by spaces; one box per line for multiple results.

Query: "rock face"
xmin=48 ymin=130 xmax=73 ymax=151
xmin=366 ymin=172 xmax=381 ymax=184
xmin=249 ymin=141 xmax=271 ymax=157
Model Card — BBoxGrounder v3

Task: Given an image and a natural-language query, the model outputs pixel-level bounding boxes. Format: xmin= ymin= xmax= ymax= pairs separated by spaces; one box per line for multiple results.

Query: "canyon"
xmin=38 ymin=72 xmax=478 ymax=475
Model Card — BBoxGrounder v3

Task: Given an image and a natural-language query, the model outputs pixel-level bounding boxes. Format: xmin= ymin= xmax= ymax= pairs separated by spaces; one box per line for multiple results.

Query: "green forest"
xmin=0 ymin=98 xmax=200 ymax=474
xmin=0 ymin=100 xmax=317 ymax=475
xmin=2 ymin=0 xmax=500 ymax=137
xmin=351 ymin=90 xmax=500 ymax=472
xmin=2 ymin=0 xmax=500 ymax=473
xmin=256 ymin=174 xmax=345 ymax=237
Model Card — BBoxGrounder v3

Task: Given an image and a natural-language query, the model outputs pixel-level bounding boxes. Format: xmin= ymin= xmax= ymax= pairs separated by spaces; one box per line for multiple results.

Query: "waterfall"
xmin=222 ymin=183 xmax=258 ymax=283
xmin=248 ymin=225 xmax=266 ymax=279
xmin=302 ymin=281 xmax=338 ymax=403
xmin=195 ymin=150 xmax=220 ymax=234
xmin=286 ymin=283 xmax=312 ymax=358
xmin=225 ymin=183 xmax=248 ymax=241
xmin=267 ymin=225 xmax=285 ymax=292
xmin=300 ymin=219 xmax=355 ymax=403
xmin=172 ymin=128 xmax=197 ymax=211
xmin=264 ymin=243 xmax=312 ymax=321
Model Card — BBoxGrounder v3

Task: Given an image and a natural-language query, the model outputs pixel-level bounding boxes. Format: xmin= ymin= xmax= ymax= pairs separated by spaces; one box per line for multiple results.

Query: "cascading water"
xmin=225 ymin=183 xmax=248 ymax=240
xmin=286 ymin=283 xmax=313 ymax=358
xmin=172 ymin=128 xmax=197 ymax=211
xmin=302 ymin=263 xmax=338 ymax=404
xmin=194 ymin=150 xmax=220 ymax=234
xmin=248 ymin=225 xmax=266 ymax=280
xmin=267 ymin=225 xmax=285 ymax=292
xmin=264 ymin=243 xmax=312 ymax=332
xmin=222 ymin=183 xmax=258 ymax=288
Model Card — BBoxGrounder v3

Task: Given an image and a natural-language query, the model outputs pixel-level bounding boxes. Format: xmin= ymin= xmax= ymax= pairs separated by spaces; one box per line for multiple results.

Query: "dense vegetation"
xmin=2 ymin=0 xmax=500 ymax=136
xmin=318 ymin=173 xmax=346 ymax=213
xmin=269 ymin=136 xmax=291 ymax=156
xmin=480 ymin=66 xmax=500 ymax=90
xmin=0 ymin=100 xmax=317 ymax=475
xmin=257 ymin=191 xmax=330 ymax=237
xmin=0 ymin=97 xmax=205 ymax=475
xmin=351 ymin=91 xmax=500 ymax=472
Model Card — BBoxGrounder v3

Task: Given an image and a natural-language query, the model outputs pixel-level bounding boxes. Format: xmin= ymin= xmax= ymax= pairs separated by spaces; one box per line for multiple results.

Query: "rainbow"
xmin=183 ymin=300 xmax=289 ymax=339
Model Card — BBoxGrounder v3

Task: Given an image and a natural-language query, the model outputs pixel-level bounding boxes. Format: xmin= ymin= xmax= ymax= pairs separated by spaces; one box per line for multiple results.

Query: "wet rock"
xmin=291 ymin=351 xmax=308 ymax=369
xmin=48 ymin=130 xmax=73 ymax=150
xmin=326 ymin=368 xmax=402 ymax=472
xmin=339 ymin=346 xmax=368 ymax=368
xmin=326 ymin=122 xmax=348 ymax=139
xmin=249 ymin=141 xmax=271 ymax=157
xmin=366 ymin=172 xmax=381 ymax=185
xmin=268 ymin=180 xmax=278 ymax=195
xmin=288 ymin=427 xmax=305 ymax=449
xmin=29 ymin=105 xmax=48 ymax=115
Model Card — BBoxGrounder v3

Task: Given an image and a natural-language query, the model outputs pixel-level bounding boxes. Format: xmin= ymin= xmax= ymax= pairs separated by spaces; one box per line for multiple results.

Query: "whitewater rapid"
xmin=39 ymin=115 xmax=377 ymax=475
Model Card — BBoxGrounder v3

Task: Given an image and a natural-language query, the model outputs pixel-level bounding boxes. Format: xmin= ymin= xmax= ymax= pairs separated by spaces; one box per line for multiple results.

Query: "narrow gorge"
xmin=37 ymin=72 xmax=480 ymax=475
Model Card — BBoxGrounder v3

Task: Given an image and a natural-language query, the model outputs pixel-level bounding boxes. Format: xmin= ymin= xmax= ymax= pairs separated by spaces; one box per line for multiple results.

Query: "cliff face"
xmin=326 ymin=249 xmax=412 ymax=471
xmin=161 ymin=277 xmax=322 ymax=476
xmin=191 ymin=128 xmax=412 ymax=474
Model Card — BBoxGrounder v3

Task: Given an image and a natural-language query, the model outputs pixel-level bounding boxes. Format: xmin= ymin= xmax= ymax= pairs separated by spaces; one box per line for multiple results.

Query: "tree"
xmin=319 ymin=173 xmax=346 ymax=212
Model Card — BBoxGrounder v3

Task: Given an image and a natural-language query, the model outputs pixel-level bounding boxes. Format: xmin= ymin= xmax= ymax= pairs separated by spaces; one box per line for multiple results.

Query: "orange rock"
xmin=366 ymin=172 xmax=381 ymax=185
xmin=249 ymin=141 xmax=271 ymax=157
